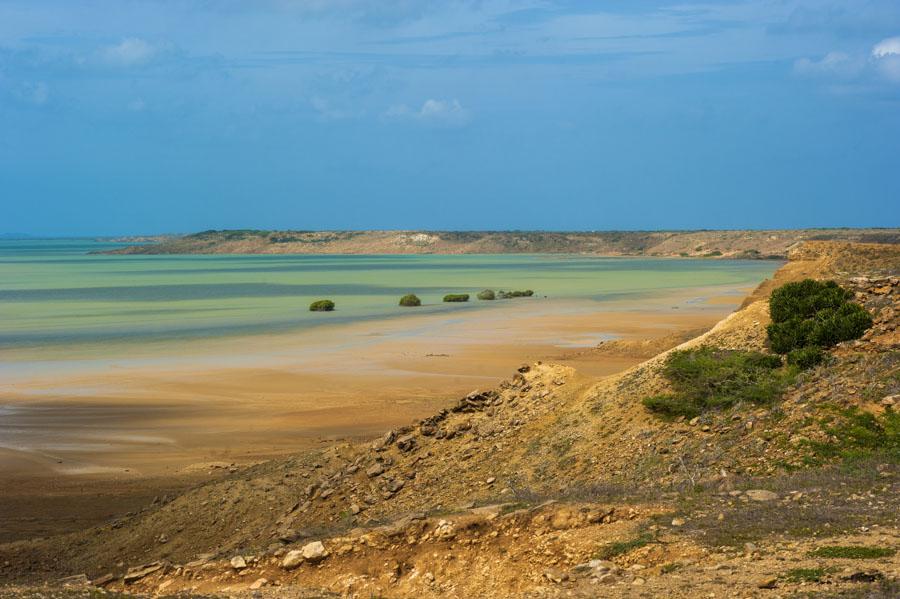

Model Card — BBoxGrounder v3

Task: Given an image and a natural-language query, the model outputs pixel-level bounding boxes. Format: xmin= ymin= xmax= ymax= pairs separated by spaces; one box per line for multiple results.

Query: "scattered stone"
xmin=745 ymin=489 xmax=779 ymax=502
xmin=249 ymin=577 xmax=268 ymax=589
xmin=396 ymin=434 xmax=417 ymax=452
xmin=757 ymin=577 xmax=778 ymax=589
xmin=230 ymin=556 xmax=247 ymax=570
xmin=58 ymin=574 xmax=89 ymax=587
xmin=281 ymin=550 xmax=304 ymax=570
xmin=671 ymin=517 xmax=686 ymax=527
xmin=350 ymin=503 xmax=362 ymax=515
xmin=366 ymin=463 xmax=384 ymax=478
xmin=301 ymin=540 xmax=328 ymax=563
xmin=91 ymin=574 xmax=116 ymax=587
xmin=124 ymin=563 xmax=163 ymax=584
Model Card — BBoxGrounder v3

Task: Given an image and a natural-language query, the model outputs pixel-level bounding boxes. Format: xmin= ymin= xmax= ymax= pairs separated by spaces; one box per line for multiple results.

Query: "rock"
xmin=350 ymin=503 xmax=362 ymax=515
xmin=689 ymin=416 xmax=700 ymax=426
xmin=881 ymin=395 xmax=898 ymax=406
xmin=517 ymin=364 xmax=531 ymax=373
xmin=486 ymin=477 xmax=496 ymax=485
xmin=281 ymin=550 xmax=304 ymax=570
xmin=596 ymin=573 xmax=617 ymax=584
xmin=366 ymin=463 xmax=384 ymax=478
xmin=123 ymin=563 xmax=163 ymax=584
xmin=58 ymin=574 xmax=89 ymax=587
xmin=230 ymin=556 xmax=247 ymax=570
xmin=434 ymin=520 xmax=456 ymax=540
xmin=91 ymin=574 xmax=116 ymax=587
xmin=301 ymin=540 xmax=328 ymax=562
xmin=396 ymin=434 xmax=416 ymax=452
xmin=249 ymin=577 xmax=268 ymax=589
xmin=757 ymin=577 xmax=778 ymax=589
xmin=543 ymin=569 xmax=568 ymax=583
xmin=671 ymin=517 xmax=686 ymax=527
xmin=745 ymin=489 xmax=779 ymax=502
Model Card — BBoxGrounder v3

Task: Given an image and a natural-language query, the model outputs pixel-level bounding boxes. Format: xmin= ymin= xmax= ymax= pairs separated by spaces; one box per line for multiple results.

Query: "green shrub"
xmin=782 ymin=568 xmax=828 ymax=583
xmin=594 ymin=533 xmax=654 ymax=559
xmin=766 ymin=279 xmax=872 ymax=354
xmin=399 ymin=294 xmax=421 ymax=307
xmin=498 ymin=289 xmax=534 ymax=299
xmin=443 ymin=294 xmax=470 ymax=302
xmin=476 ymin=289 xmax=496 ymax=301
xmin=309 ymin=299 xmax=335 ymax=312
xmin=642 ymin=347 xmax=794 ymax=419
xmin=786 ymin=346 xmax=825 ymax=369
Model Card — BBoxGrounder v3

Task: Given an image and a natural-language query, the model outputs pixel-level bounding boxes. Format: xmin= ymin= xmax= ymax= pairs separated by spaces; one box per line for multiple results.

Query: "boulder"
xmin=230 ymin=556 xmax=247 ymax=570
xmin=281 ymin=550 xmax=304 ymax=570
xmin=301 ymin=540 xmax=328 ymax=562
xmin=745 ymin=489 xmax=779 ymax=502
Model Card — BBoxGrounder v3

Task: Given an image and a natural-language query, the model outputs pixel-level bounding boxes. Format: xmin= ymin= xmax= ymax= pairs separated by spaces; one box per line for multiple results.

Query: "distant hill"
xmin=102 ymin=228 xmax=900 ymax=258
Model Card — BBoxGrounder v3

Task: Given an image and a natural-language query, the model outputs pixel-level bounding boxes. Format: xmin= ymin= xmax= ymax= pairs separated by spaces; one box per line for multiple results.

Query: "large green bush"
xmin=642 ymin=347 xmax=794 ymax=419
xmin=399 ymin=293 xmax=422 ymax=307
xmin=309 ymin=299 xmax=335 ymax=312
xmin=766 ymin=279 xmax=872 ymax=356
xmin=443 ymin=294 xmax=470 ymax=302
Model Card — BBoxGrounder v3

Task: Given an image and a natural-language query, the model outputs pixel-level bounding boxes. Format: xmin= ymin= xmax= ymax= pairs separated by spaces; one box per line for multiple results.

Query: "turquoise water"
xmin=0 ymin=239 xmax=779 ymax=353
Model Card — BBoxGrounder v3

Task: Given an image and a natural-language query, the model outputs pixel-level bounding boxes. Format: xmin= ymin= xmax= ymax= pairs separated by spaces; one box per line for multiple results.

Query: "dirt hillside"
xmin=2 ymin=241 xmax=899 ymax=598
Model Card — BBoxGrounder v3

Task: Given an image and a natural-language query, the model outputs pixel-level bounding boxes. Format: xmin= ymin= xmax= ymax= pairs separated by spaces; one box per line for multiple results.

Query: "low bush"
xmin=309 ymin=299 xmax=335 ymax=312
xmin=786 ymin=346 xmax=825 ymax=369
xmin=642 ymin=347 xmax=794 ymax=419
xmin=399 ymin=294 xmax=421 ymax=307
xmin=498 ymin=289 xmax=534 ymax=299
xmin=594 ymin=533 xmax=654 ymax=559
xmin=767 ymin=279 xmax=872 ymax=356
xmin=443 ymin=294 xmax=469 ymax=302
xmin=476 ymin=289 xmax=496 ymax=301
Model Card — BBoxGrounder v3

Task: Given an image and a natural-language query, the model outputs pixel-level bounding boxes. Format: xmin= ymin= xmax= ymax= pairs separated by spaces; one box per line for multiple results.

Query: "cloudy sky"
xmin=1 ymin=0 xmax=898 ymax=235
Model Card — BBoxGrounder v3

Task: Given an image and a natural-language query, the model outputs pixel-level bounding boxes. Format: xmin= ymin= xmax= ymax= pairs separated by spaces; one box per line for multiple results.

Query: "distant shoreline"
xmin=99 ymin=228 xmax=900 ymax=258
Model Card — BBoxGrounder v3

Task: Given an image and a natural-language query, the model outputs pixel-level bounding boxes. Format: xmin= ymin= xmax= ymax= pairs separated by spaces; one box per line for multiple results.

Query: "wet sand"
xmin=0 ymin=287 xmax=753 ymax=540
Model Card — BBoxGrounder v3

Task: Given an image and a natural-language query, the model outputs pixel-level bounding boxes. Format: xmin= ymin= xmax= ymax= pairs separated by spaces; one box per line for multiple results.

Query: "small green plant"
xmin=807 ymin=546 xmax=895 ymax=559
xmin=782 ymin=567 xmax=829 ymax=582
xmin=767 ymin=279 xmax=872 ymax=357
xmin=476 ymin=289 xmax=496 ymax=300
xmin=787 ymin=346 xmax=825 ymax=369
xmin=399 ymin=294 xmax=421 ymax=307
xmin=661 ymin=562 xmax=682 ymax=574
xmin=594 ymin=533 xmax=654 ymax=559
xmin=309 ymin=299 xmax=335 ymax=312
xmin=807 ymin=407 xmax=900 ymax=462
xmin=443 ymin=294 xmax=470 ymax=302
xmin=498 ymin=289 xmax=534 ymax=299
xmin=642 ymin=347 xmax=794 ymax=419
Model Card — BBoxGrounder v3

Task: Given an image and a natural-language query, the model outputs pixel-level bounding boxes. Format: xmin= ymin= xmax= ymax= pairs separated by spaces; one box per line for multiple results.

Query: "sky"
xmin=1 ymin=0 xmax=899 ymax=236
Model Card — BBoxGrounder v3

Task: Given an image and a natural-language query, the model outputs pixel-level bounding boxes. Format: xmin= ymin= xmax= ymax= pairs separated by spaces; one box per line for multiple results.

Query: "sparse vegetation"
xmin=399 ymin=294 xmax=422 ymax=307
xmin=594 ymin=532 xmax=654 ymax=559
xmin=808 ymin=546 xmax=895 ymax=559
xmin=476 ymin=289 xmax=496 ymax=300
xmin=807 ymin=407 xmax=900 ymax=462
xmin=642 ymin=347 xmax=794 ymax=419
xmin=767 ymin=279 xmax=872 ymax=358
xmin=783 ymin=568 xmax=829 ymax=583
xmin=309 ymin=299 xmax=335 ymax=312
xmin=443 ymin=294 xmax=469 ymax=302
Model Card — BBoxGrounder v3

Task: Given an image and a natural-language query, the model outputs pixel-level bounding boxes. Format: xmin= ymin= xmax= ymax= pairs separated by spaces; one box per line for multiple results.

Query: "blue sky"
xmin=1 ymin=0 xmax=898 ymax=235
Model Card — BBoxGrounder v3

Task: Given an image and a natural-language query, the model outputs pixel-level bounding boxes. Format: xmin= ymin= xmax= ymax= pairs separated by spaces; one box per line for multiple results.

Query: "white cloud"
xmin=872 ymin=36 xmax=900 ymax=83
xmin=100 ymin=38 xmax=159 ymax=67
xmin=128 ymin=98 xmax=146 ymax=112
xmin=793 ymin=51 xmax=860 ymax=78
xmin=384 ymin=98 xmax=470 ymax=127
xmin=872 ymin=36 xmax=900 ymax=58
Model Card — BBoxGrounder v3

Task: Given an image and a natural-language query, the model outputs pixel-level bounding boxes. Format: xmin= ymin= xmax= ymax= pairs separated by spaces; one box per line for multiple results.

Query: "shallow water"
xmin=0 ymin=238 xmax=778 ymax=360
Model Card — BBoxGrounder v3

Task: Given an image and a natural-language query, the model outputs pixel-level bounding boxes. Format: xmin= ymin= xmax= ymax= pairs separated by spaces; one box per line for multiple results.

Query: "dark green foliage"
xmin=443 ymin=294 xmax=470 ymax=302
xmin=476 ymin=289 xmax=496 ymax=300
xmin=807 ymin=407 xmax=900 ymax=462
xmin=399 ymin=294 xmax=421 ymax=307
xmin=497 ymin=289 xmax=534 ymax=299
xmin=767 ymin=279 xmax=872 ymax=354
xmin=642 ymin=347 xmax=794 ymax=419
xmin=808 ymin=546 xmax=895 ymax=559
xmin=308 ymin=299 xmax=335 ymax=312
xmin=787 ymin=346 xmax=826 ymax=369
